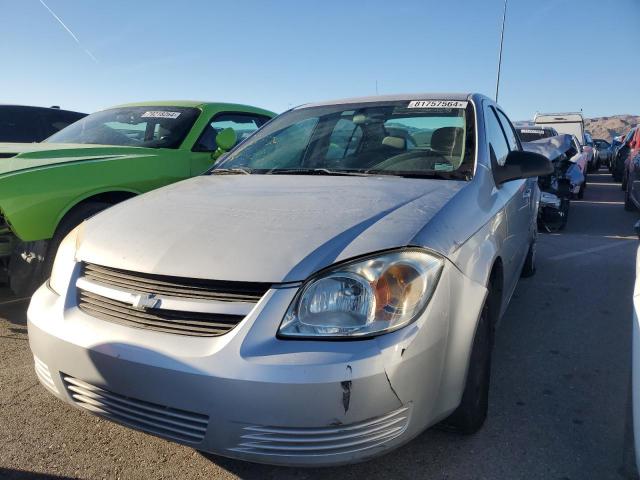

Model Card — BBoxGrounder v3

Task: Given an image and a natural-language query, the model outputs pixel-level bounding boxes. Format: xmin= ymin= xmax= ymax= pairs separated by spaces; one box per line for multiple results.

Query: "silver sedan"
xmin=28 ymin=93 xmax=551 ymax=466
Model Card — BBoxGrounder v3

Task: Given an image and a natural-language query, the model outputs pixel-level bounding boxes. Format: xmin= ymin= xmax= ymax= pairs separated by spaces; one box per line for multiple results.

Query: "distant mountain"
xmin=516 ymin=115 xmax=639 ymax=141
xmin=585 ymin=115 xmax=639 ymax=141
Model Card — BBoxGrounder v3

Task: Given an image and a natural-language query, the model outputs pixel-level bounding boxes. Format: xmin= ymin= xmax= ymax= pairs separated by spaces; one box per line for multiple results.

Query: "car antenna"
xmin=495 ymin=0 xmax=508 ymax=103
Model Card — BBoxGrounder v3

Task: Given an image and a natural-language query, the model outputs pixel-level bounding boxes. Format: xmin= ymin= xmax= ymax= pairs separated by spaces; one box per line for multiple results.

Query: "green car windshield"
xmin=214 ymin=100 xmax=475 ymax=179
xmin=45 ymin=106 xmax=200 ymax=149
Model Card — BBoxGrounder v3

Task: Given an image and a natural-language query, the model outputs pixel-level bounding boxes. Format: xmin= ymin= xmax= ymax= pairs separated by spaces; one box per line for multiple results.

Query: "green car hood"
xmin=0 ymin=143 xmax=158 ymax=177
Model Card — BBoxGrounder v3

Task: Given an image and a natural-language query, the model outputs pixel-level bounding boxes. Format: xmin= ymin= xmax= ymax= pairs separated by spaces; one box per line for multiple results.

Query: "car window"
xmin=193 ymin=113 xmax=270 ymax=152
xmin=495 ymin=109 xmax=520 ymax=151
xmin=215 ymin=101 xmax=476 ymax=178
xmin=228 ymin=116 xmax=319 ymax=169
xmin=484 ymin=106 xmax=510 ymax=167
xmin=46 ymin=106 xmax=200 ymax=148
xmin=41 ymin=110 xmax=85 ymax=138
xmin=0 ymin=107 xmax=41 ymax=142
xmin=326 ymin=118 xmax=363 ymax=160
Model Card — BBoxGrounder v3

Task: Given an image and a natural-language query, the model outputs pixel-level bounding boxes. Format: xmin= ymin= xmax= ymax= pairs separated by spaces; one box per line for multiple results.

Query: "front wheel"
xmin=441 ymin=299 xmax=492 ymax=434
xmin=41 ymin=202 xmax=111 ymax=285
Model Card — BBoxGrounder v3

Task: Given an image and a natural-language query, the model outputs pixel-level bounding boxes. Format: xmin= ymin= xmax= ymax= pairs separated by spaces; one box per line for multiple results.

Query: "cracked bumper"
xmin=27 ymin=261 xmax=486 ymax=466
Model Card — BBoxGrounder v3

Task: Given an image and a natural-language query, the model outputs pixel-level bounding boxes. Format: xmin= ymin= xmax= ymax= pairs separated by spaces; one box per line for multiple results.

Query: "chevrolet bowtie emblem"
xmin=130 ymin=293 xmax=160 ymax=310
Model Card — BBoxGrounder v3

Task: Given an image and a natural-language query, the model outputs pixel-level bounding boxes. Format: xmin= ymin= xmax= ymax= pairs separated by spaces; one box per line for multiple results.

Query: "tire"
xmin=521 ymin=236 xmax=537 ymax=278
xmin=40 ymin=202 xmax=111 ymax=285
xmin=558 ymin=198 xmax=569 ymax=230
xmin=441 ymin=297 xmax=492 ymax=434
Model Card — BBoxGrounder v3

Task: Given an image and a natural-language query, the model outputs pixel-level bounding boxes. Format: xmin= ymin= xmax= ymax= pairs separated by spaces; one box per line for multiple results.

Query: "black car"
xmin=612 ymin=128 xmax=637 ymax=184
xmin=516 ymin=126 xmax=559 ymax=143
xmin=0 ymin=105 xmax=86 ymax=143
xmin=593 ymin=138 xmax=612 ymax=169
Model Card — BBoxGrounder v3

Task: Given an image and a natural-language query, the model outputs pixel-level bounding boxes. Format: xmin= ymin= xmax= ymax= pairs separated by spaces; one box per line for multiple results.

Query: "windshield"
xmin=517 ymin=128 xmax=555 ymax=142
xmin=45 ymin=106 xmax=200 ymax=148
xmin=213 ymin=100 xmax=475 ymax=179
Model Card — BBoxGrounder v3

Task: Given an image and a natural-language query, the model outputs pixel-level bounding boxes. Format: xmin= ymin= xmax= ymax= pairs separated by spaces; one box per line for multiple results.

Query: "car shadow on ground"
xmin=0 ymin=468 xmax=77 ymax=479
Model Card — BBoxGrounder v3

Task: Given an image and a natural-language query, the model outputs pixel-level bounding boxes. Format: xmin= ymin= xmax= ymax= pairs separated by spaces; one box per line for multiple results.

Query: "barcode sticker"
xmin=407 ymin=100 xmax=468 ymax=109
xmin=141 ymin=111 xmax=181 ymax=119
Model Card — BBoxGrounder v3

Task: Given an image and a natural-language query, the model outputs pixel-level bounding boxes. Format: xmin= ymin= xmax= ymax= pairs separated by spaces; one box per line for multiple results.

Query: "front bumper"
xmin=28 ymin=261 xmax=486 ymax=466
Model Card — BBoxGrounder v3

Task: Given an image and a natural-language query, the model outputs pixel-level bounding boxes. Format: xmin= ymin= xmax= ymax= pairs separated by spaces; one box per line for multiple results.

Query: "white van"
xmin=534 ymin=112 xmax=585 ymax=144
xmin=534 ymin=112 xmax=596 ymax=171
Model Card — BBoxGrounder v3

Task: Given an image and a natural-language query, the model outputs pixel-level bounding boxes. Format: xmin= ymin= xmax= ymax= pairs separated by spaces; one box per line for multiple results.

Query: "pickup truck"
xmin=0 ymin=101 xmax=274 ymax=293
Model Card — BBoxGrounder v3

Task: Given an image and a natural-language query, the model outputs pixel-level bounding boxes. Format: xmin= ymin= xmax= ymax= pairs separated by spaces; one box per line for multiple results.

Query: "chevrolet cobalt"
xmin=28 ymin=93 xmax=551 ymax=466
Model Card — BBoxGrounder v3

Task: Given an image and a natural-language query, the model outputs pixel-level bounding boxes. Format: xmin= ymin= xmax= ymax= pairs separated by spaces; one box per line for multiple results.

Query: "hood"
xmin=522 ymin=134 xmax=572 ymax=161
xmin=0 ymin=143 xmax=157 ymax=176
xmin=77 ymin=175 xmax=466 ymax=283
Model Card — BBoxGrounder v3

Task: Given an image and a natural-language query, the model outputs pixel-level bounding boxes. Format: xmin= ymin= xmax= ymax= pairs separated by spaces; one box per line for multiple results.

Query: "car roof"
xmin=106 ymin=100 xmax=276 ymax=118
xmin=0 ymin=104 xmax=85 ymax=115
xmin=296 ymin=92 xmax=476 ymax=109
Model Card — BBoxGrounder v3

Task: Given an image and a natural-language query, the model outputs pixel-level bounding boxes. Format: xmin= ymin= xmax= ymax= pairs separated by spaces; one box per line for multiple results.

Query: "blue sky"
xmin=1 ymin=0 xmax=638 ymax=120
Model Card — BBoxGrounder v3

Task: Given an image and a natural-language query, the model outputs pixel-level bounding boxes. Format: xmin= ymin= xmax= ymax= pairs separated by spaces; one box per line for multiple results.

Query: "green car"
xmin=0 ymin=101 xmax=274 ymax=293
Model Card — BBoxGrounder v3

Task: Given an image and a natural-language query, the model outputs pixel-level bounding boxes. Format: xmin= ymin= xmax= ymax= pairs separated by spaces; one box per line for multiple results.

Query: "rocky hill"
xmin=584 ymin=115 xmax=639 ymax=141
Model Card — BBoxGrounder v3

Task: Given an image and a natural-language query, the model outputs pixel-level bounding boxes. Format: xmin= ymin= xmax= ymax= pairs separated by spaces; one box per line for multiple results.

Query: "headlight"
xmin=49 ymin=226 xmax=80 ymax=295
xmin=278 ymin=249 xmax=444 ymax=338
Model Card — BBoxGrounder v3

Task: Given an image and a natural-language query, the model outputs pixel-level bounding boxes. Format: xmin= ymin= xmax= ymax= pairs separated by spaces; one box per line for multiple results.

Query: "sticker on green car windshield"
xmin=141 ymin=111 xmax=182 ymax=119
xmin=407 ymin=100 xmax=468 ymax=109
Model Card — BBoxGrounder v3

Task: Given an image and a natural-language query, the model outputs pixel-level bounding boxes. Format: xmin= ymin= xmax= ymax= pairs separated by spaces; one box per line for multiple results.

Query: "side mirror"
xmin=211 ymin=128 xmax=238 ymax=161
xmin=494 ymin=150 xmax=553 ymax=185
xmin=215 ymin=127 xmax=237 ymax=151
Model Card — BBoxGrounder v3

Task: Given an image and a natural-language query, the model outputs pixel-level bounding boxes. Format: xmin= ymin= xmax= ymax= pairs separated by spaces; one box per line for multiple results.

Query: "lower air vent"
xmin=34 ymin=356 xmax=58 ymax=394
xmin=77 ymin=289 xmax=244 ymax=337
xmin=63 ymin=375 xmax=209 ymax=443
xmin=230 ymin=406 xmax=410 ymax=457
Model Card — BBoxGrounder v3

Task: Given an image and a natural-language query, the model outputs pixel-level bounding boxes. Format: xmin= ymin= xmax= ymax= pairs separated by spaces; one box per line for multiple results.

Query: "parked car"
xmin=584 ymin=132 xmax=597 ymax=171
xmin=534 ymin=112 xmax=596 ymax=171
xmin=610 ymin=137 xmax=623 ymax=172
xmin=632 ymin=244 xmax=640 ymax=476
xmin=0 ymin=105 xmax=86 ymax=143
xmin=624 ymin=129 xmax=640 ymax=211
xmin=613 ymin=128 xmax=637 ymax=184
xmin=0 ymin=101 xmax=274 ymax=293
xmin=28 ymin=93 xmax=552 ymax=466
xmin=523 ymin=134 xmax=583 ymax=231
xmin=593 ymin=138 xmax=613 ymax=169
xmin=515 ymin=126 xmax=558 ymax=143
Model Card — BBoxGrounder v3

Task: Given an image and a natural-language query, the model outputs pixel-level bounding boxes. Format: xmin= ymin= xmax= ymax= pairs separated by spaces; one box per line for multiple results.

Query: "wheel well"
xmin=56 ymin=191 xmax=137 ymax=232
xmin=75 ymin=191 xmax=138 ymax=206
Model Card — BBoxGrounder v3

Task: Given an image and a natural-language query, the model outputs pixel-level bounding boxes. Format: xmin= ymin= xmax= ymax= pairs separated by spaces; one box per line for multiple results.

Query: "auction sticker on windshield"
xmin=407 ymin=100 xmax=468 ymax=109
xmin=141 ymin=111 xmax=181 ymax=119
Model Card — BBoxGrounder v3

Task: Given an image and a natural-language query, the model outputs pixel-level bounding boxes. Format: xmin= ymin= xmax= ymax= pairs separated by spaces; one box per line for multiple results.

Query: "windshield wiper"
xmin=264 ymin=168 xmax=369 ymax=176
xmin=209 ymin=167 xmax=253 ymax=175
xmin=365 ymin=169 xmax=471 ymax=181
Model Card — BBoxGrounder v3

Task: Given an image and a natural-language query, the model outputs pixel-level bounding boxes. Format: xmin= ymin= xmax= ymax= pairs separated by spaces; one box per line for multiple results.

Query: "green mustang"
xmin=0 ymin=100 xmax=274 ymax=293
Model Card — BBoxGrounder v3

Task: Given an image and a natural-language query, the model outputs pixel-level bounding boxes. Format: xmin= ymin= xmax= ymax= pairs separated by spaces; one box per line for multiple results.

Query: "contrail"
xmin=38 ymin=0 xmax=98 ymax=63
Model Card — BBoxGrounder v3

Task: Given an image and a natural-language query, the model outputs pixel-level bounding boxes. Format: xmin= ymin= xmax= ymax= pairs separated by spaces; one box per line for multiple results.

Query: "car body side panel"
xmin=0 ymin=153 xmax=188 ymax=241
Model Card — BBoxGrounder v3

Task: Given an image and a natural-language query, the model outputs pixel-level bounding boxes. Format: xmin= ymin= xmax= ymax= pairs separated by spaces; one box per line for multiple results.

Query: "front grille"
xmin=63 ymin=375 xmax=209 ymax=443
xmin=230 ymin=406 xmax=410 ymax=457
xmin=78 ymin=290 xmax=244 ymax=337
xmin=82 ymin=263 xmax=270 ymax=302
